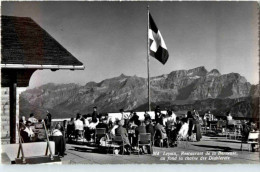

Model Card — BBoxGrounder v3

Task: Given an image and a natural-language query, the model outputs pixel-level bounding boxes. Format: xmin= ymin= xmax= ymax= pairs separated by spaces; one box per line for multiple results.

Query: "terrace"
xmin=60 ymin=135 xmax=259 ymax=164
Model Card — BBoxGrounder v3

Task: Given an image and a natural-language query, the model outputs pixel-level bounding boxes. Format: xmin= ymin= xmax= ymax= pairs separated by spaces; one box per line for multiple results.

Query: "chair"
xmin=226 ymin=120 xmax=237 ymax=139
xmin=241 ymin=132 xmax=259 ymax=152
xmin=75 ymin=130 xmax=85 ymax=144
xmin=112 ymin=135 xmax=126 ymax=155
xmin=137 ymin=133 xmax=152 ymax=155
xmin=104 ymin=133 xmax=113 ymax=154
xmin=95 ymin=128 xmax=106 ymax=143
xmin=153 ymin=130 xmax=169 ymax=148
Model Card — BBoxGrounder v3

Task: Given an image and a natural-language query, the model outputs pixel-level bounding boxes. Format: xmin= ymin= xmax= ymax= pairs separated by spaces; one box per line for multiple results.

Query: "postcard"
xmin=1 ymin=0 xmax=259 ymax=166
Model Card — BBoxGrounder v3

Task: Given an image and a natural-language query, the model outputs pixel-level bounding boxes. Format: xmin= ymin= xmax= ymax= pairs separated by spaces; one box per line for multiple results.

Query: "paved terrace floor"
xmin=60 ymin=136 xmax=259 ymax=164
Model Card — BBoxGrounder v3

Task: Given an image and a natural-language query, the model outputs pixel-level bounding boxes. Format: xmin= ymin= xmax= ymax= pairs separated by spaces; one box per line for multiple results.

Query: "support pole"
xmin=10 ymin=74 xmax=17 ymax=144
xmin=147 ymin=5 xmax=151 ymax=111
xmin=43 ymin=121 xmax=54 ymax=160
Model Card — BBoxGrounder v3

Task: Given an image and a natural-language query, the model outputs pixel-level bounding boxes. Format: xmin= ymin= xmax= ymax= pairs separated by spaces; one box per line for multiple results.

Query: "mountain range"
xmin=20 ymin=66 xmax=259 ymax=119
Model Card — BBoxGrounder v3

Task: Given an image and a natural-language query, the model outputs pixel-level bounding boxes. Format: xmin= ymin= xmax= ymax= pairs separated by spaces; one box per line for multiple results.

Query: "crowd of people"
xmin=19 ymin=106 xmax=259 ymax=156
xmin=19 ymin=111 xmax=67 ymax=157
xmin=62 ymin=106 xmax=204 ymax=154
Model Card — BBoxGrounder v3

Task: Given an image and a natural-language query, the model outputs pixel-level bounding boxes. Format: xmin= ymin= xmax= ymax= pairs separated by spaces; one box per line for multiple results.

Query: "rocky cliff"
xmin=20 ymin=66 xmax=258 ymax=119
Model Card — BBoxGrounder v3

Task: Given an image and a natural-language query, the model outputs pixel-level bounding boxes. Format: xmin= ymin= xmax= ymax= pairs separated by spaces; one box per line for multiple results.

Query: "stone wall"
xmin=1 ymin=87 xmax=27 ymax=144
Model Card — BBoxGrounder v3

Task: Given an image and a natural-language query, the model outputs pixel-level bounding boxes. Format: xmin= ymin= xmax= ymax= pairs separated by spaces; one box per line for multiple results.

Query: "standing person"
xmin=163 ymin=109 xmax=176 ymax=130
xmin=193 ymin=109 xmax=200 ymax=119
xmin=51 ymin=123 xmax=66 ymax=157
xmin=67 ymin=117 xmax=75 ymax=142
xmin=82 ymin=115 xmax=90 ymax=141
xmin=28 ymin=113 xmax=38 ymax=124
xmin=203 ymin=110 xmax=213 ymax=127
xmin=44 ymin=111 xmax=52 ymax=130
xmin=187 ymin=111 xmax=194 ymax=138
xmin=163 ymin=109 xmax=176 ymax=145
xmin=144 ymin=111 xmax=151 ymax=121
xmin=63 ymin=120 xmax=68 ymax=138
xmin=155 ymin=106 xmax=163 ymax=125
xmin=92 ymin=106 xmax=99 ymax=122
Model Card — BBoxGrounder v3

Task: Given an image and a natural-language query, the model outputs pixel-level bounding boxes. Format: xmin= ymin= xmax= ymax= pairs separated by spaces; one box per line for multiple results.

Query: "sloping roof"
xmin=1 ymin=16 xmax=84 ymax=69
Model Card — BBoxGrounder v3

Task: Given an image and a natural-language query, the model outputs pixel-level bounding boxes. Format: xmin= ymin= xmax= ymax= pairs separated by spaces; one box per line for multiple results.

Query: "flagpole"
xmin=147 ymin=5 xmax=151 ymax=111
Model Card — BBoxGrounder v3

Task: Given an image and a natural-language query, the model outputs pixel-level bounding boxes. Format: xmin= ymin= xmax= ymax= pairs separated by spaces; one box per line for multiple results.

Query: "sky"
xmin=2 ymin=1 xmax=259 ymax=88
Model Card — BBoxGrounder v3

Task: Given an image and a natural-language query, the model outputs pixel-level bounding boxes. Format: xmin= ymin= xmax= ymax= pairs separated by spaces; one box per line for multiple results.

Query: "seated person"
xmin=135 ymin=120 xmax=146 ymax=136
xmin=115 ymin=120 xmax=131 ymax=154
xmin=226 ymin=112 xmax=233 ymax=121
xmin=169 ymin=117 xmax=182 ymax=146
xmin=95 ymin=118 xmax=109 ymax=143
xmin=74 ymin=114 xmax=84 ymax=139
xmin=20 ymin=116 xmax=26 ymax=125
xmin=85 ymin=118 xmax=99 ymax=142
xmin=19 ymin=122 xmax=34 ymax=143
xmin=133 ymin=120 xmax=146 ymax=146
xmin=155 ymin=121 xmax=167 ymax=139
xmin=109 ymin=119 xmax=119 ymax=138
xmin=28 ymin=113 xmax=38 ymax=124
xmin=154 ymin=121 xmax=167 ymax=147
xmin=96 ymin=118 xmax=108 ymax=132
xmin=145 ymin=119 xmax=155 ymax=142
xmin=89 ymin=118 xmax=99 ymax=130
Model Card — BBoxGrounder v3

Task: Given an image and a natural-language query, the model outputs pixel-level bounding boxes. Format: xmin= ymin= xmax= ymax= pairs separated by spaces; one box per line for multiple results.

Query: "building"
xmin=1 ymin=16 xmax=84 ymax=144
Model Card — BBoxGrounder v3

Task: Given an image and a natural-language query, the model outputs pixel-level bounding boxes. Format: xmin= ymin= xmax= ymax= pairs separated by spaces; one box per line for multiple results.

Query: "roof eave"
xmin=1 ymin=64 xmax=85 ymax=70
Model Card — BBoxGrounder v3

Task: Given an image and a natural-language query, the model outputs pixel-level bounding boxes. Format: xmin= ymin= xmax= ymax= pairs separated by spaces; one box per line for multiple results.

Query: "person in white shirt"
xmin=84 ymin=117 xmax=90 ymax=128
xmin=178 ymin=118 xmax=189 ymax=139
xmin=74 ymin=118 xmax=84 ymax=131
xmin=120 ymin=109 xmax=126 ymax=120
xmin=24 ymin=121 xmax=35 ymax=138
xmin=74 ymin=113 xmax=84 ymax=139
xmin=21 ymin=116 xmax=26 ymax=124
xmin=52 ymin=124 xmax=63 ymax=136
xmin=28 ymin=113 xmax=38 ymax=123
xmin=227 ymin=112 xmax=233 ymax=121
xmin=89 ymin=118 xmax=99 ymax=130
xmin=163 ymin=110 xmax=176 ymax=127
xmin=52 ymin=123 xmax=66 ymax=157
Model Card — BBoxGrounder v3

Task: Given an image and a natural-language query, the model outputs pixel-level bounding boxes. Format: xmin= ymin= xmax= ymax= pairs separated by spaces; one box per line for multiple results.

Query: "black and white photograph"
xmin=0 ymin=0 xmax=259 ymax=165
